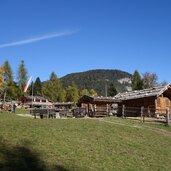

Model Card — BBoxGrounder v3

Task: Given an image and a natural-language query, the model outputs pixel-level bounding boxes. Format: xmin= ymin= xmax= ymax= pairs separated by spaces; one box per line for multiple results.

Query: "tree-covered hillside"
xmin=60 ymin=69 xmax=132 ymax=96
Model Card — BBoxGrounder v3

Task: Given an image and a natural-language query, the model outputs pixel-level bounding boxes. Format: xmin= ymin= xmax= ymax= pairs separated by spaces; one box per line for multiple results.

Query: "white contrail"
xmin=0 ymin=30 xmax=78 ymax=48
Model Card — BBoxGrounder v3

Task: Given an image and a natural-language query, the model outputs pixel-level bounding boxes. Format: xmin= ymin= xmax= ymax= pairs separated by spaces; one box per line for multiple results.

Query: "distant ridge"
xmin=60 ymin=69 xmax=132 ymax=96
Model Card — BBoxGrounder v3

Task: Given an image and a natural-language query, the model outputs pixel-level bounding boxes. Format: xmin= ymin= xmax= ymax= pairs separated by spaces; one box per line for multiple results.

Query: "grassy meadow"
xmin=0 ymin=112 xmax=171 ymax=171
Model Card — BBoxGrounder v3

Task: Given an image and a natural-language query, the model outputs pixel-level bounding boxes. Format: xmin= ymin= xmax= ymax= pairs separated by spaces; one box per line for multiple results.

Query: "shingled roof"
xmin=114 ymin=84 xmax=171 ymax=101
xmin=53 ymin=102 xmax=74 ymax=106
xmin=78 ymin=95 xmax=121 ymax=105
xmin=25 ymin=101 xmax=53 ymax=106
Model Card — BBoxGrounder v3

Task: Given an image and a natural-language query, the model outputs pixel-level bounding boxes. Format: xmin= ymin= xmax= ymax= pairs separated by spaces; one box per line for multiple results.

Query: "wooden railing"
xmin=116 ymin=106 xmax=171 ymax=126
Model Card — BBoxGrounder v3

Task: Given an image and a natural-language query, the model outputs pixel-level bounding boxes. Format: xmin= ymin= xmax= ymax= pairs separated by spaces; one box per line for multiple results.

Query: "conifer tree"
xmin=34 ymin=77 xmax=42 ymax=96
xmin=131 ymin=70 xmax=143 ymax=90
xmin=108 ymin=83 xmax=117 ymax=96
xmin=17 ymin=60 xmax=28 ymax=95
xmin=3 ymin=60 xmax=13 ymax=84
xmin=28 ymin=81 xmax=34 ymax=96
xmin=2 ymin=60 xmax=19 ymax=100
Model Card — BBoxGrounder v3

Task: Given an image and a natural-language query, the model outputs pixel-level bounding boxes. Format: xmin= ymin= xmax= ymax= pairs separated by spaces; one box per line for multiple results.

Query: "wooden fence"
xmin=117 ymin=105 xmax=171 ymax=126
xmin=30 ymin=106 xmax=171 ymax=126
xmin=30 ymin=109 xmax=56 ymax=119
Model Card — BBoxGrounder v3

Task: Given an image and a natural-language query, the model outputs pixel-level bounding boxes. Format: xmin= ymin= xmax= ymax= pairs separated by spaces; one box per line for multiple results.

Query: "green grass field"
xmin=0 ymin=113 xmax=171 ymax=171
xmin=15 ymin=108 xmax=31 ymax=114
xmin=104 ymin=116 xmax=171 ymax=132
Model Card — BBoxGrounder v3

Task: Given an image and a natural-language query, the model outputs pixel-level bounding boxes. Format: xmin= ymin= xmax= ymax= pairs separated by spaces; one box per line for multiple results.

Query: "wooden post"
xmin=122 ymin=105 xmax=125 ymax=118
xmin=93 ymin=104 xmax=96 ymax=116
xmin=106 ymin=104 xmax=109 ymax=115
xmin=90 ymin=104 xmax=93 ymax=116
xmin=47 ymin=109 xmax=49 ymax=119
xmin=88 ymin=103 xmax=90 ymax=116
xmin=148 ymin=107 xmax=150 ymax=117
xmin=166 ymin=108 xmax=170 ymax=126
xmin=34 ymin=113 xmax=36 ymax=119
xmin=94 ymin=104 xmax=96 ymax=116
xmin=141 ymin=106 xmax=144 ymax=123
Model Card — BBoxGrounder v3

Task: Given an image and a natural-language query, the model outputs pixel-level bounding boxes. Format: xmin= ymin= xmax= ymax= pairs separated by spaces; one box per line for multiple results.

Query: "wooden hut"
xmin=77 ymin=95 xmax=121 ymax=117
xmin=20 ymin=96 xmax=53 ymax=108
xmin=114 ymin=84 xmax=171 ymax=116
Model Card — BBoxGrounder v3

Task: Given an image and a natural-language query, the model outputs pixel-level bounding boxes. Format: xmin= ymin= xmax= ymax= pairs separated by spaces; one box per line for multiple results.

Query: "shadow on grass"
xmin=54 ymin=165 xmax=70 ymax=171
xmin=0 ymin=140 xmax=70 ymax=171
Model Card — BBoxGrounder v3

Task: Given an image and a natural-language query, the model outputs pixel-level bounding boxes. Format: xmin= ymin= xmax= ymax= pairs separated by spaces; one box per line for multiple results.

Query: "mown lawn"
xmin=15 ymin=108 xmax=31 ymax=114
xmin=0 ymin=113 xmax=171 ymax=171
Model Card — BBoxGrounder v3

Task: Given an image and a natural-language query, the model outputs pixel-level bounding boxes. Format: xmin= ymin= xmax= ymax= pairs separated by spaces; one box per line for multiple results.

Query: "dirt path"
xmin=16 ymin=114 xmax=34 ymax=118
xmin=97 ymin=118 xmax=171 ymax=138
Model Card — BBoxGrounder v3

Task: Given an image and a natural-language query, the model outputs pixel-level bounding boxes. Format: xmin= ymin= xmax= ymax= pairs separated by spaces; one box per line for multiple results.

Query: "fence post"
xmin=106 ymin=104 xmax=109 ymax=115
xmin=141 ymin=106 xmax=144 ymax=123
xmin=166 ymin=108 xmax=170 ymax=126
xmin=47 ymin=109 xmax=50 ymax=119
xmin=122 ymin=105 xmax=125 ymax=118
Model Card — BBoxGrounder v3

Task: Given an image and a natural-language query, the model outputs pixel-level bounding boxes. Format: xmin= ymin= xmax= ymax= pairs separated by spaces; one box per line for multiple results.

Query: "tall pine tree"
xmin=3 ymin=60 xmax=19 ymax=100
xmin=3 ymin=60 xmax=13 ymax=84
xmin=131 ymin=70 xmax=143 ymax=90
xmin=17 ymin=60 xmax=28 ymax=96
xmin=33 ymin=77 xmax=42 ymax=96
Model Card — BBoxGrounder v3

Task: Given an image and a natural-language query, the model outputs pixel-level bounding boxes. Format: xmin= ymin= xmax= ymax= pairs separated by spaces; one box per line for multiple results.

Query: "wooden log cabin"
xmin=77 ymin=95 xmax=121 ymax=117
xmin=20 ymin=96 xmax=53 ymax=108
xmin=114 ymin=84 xmax=171 ymax=116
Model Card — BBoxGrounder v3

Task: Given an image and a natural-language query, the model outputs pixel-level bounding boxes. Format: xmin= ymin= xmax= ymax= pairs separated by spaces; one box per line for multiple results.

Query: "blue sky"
xmin=0 ymin=0 xmax=171 ymax=83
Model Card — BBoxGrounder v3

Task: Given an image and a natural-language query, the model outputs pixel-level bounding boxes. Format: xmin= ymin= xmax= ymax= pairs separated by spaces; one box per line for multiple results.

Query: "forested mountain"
xmin=1 ymin=60 xmax=161 ymax=101
xmin=60 ymin=69 xmax=132 ymax=96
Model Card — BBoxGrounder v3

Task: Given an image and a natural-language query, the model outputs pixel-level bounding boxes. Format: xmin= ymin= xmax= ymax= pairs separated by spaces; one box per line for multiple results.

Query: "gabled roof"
xmin=24 ymin=101 xmax=53 ymax=106
xmin=114 ymin=84 xmax=171 ymax=101
xmin=78 ymin=95 xmax=121 ymax=105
